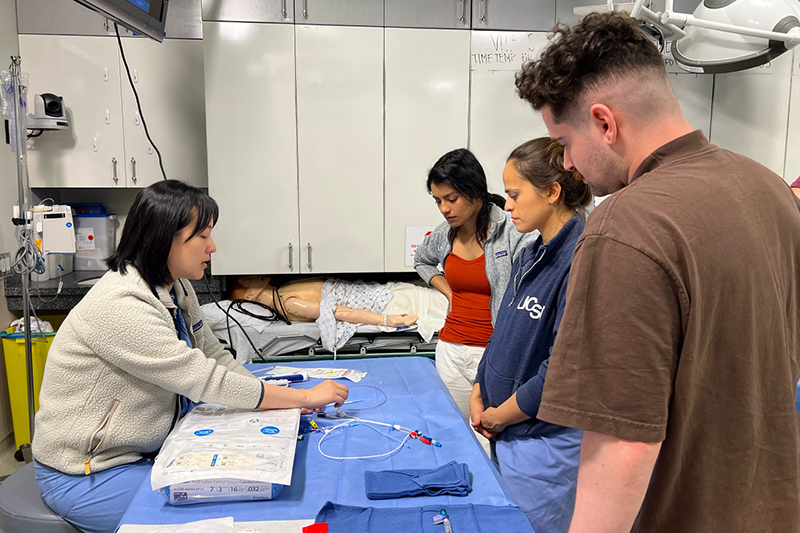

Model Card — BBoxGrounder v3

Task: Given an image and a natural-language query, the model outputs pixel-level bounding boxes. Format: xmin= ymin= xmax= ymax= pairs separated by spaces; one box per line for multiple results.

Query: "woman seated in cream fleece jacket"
xmin=31 ymin=180 xmax=349 ymax=533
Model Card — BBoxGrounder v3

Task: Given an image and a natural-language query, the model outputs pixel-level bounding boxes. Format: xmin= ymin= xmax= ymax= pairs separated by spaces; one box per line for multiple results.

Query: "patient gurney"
xmin=201 ymin=282 xmax=446 ymax=363
xmin=201 ymin=309 xmax=436 ymax=362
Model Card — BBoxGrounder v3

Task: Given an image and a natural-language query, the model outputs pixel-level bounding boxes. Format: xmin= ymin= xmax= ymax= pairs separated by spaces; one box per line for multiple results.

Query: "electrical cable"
xmin=12 ymin=225 xmax=44 ymax=276
xmin=202 ymin=272 xmax=264 ymax=358
xmin=272 ymin=286 xmax=292 ymax=326
xmin=31 ymin=258 xmax=64 ymax=304
xmin=23 ymin=286 xmax=50 ymax=343
xmin=316 ymin=415 xmax=416 ymax=461
xmin=114 ymin=23 xmax=167 ymax=181
xmin=330 ymin=384 xmax=387 ymax=412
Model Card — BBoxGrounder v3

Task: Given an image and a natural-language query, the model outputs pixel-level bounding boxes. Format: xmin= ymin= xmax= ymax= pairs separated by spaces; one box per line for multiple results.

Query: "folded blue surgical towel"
xmin=315 ymin=501 xmax=534 ymax=533
xmin=364 ymin=460 xmax=472 ymax=499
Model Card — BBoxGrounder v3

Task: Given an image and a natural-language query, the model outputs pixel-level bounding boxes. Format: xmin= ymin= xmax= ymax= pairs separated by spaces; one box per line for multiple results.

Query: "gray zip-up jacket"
xmin=32 ymin=268 xmax=263 ymax=476
xmin=414 ymin=204 xmax=538 ymax=324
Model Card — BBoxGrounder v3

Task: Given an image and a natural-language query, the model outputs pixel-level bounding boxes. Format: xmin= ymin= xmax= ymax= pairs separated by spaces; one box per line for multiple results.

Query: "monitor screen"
xmin=72 ymin=0 xmax=169 ymax=42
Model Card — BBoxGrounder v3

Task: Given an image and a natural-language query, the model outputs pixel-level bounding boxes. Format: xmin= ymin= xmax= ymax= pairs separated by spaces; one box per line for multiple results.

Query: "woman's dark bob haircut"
xmin=107 ymin=180 xmax=219 ymax=288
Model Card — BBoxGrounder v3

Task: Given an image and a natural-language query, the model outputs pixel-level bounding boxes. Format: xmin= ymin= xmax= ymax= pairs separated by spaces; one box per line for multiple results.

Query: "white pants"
xmin=435 ymin=339 xmax=490 ymax=454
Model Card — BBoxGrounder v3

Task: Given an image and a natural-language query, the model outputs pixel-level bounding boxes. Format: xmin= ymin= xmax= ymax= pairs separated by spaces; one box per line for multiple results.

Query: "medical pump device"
xmin=31 ymin=205 xmax=77 ymax=255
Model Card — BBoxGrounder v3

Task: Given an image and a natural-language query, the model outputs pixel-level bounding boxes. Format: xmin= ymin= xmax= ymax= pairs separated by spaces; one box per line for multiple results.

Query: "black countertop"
xmin=4 ymin=271 xmax=222 ymax=311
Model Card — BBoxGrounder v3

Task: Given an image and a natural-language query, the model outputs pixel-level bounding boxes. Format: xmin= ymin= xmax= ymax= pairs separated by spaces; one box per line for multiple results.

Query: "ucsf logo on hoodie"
xmin=517 ymin=295 xmax=545 ymax=320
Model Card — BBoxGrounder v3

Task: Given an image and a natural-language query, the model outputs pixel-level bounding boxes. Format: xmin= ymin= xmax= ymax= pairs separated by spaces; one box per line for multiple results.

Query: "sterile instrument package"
xmin=150 ymin=404 xmax=301 ymax=505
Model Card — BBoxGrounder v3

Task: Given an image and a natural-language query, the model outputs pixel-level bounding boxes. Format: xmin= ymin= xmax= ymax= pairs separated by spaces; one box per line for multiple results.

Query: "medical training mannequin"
xmin=31 ymin=181 xmax=348 ymax=533
xmin=470 ymin=138 xmax=592 ymax=532
xmin=230 ymin=276 xmax=419 ymax=327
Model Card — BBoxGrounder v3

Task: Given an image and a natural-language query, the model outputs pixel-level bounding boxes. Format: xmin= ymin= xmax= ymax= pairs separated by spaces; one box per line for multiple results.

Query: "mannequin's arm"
xmin=335 ymin=306 xmax=417 ymax=327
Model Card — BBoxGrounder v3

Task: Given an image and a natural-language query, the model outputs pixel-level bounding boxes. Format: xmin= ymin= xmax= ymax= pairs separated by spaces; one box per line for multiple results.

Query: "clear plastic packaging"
xmin=151 ymin=404 xmax=300 ymax=506
xmin=0 ymin=69 xmax=28 ymax=154
xmin=74 ymin=214 xmax=117 ymax=271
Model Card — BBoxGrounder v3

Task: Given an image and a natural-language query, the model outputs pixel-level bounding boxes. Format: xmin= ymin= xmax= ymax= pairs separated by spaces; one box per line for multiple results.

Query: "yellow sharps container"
xmin=0 ymin=327 xmax=55 ymax=452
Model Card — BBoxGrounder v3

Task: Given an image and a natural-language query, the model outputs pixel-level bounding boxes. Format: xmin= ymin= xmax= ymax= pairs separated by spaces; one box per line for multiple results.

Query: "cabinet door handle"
xmin=112 ymin=157 xmax=118 ymax=182
xmin=480 ymin=0 xmax=486 ymax=22
xmin=288 ymin=242 xmax=293 ymax=271
xmin=460 ymin=0 xmax=466 ymax=23
xmin=307 ymin=243 xmax=312 ymax=271
xmin=282 ymin=0 xmax=287 ymax=18
xmin=303 ymin=0 xmax=308 ymax=19
xmin=131 ymin=157 xmax=137 ymax=183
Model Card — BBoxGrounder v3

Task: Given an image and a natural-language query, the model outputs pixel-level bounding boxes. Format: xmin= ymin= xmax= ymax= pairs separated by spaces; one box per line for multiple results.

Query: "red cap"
xmin=303 ymin=523 xmax=329 ymax=533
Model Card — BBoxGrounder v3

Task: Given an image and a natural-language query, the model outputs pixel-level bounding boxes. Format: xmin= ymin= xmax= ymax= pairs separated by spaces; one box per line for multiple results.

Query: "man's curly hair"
xmin=516 ymin=12 xmax=666 ymax=121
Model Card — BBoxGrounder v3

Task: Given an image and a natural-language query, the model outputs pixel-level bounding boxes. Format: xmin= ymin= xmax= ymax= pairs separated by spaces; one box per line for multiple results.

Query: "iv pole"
xmin=9 ymin=55 xmax=36 ymax=462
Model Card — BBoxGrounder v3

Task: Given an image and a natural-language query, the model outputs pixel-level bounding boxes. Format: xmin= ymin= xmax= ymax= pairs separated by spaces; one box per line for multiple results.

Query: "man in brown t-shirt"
xmin=514 ymin=11 xmax=800 ymax=533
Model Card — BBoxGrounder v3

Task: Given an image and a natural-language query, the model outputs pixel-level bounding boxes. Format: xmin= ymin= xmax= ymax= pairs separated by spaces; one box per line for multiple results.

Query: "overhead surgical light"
xmin=667 ymin=0 xmax=800 ymax=73
xmin=573 ymin=0 xmax=800 ymax=74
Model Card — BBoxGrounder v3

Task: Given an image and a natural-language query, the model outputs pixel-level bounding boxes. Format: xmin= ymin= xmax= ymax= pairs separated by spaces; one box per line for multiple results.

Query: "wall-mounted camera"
xmin=27 ymin=93 xmax=69 ymax=131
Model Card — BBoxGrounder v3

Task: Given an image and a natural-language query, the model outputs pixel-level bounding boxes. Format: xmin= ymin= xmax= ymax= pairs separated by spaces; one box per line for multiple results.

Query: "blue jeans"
xmin=35 ymin=460 xmax=151 ymax=533
xmin=495 ymin=427 xmax=583 ymax=533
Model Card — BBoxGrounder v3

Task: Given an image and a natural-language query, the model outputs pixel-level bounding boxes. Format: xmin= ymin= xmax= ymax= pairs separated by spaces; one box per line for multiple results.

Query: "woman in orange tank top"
xmin=414 ymin=149 xmax=534 ymax=437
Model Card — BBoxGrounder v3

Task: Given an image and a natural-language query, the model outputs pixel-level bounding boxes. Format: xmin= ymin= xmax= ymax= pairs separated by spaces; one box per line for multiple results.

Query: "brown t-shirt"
xmin=539 ymin=131 xmax=800 ymax=532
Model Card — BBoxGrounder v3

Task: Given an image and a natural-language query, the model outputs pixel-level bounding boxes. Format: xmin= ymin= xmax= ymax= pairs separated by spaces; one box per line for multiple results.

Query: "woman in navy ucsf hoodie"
xmin=470 ymin=138 xmax=592 ymax=533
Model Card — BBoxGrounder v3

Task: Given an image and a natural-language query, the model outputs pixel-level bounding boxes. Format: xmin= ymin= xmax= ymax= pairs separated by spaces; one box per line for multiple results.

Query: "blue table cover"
xmin=117 ymin=357 xmax=527 ymax=528
xmin=316 ymin=501 xmax=534 ymax=533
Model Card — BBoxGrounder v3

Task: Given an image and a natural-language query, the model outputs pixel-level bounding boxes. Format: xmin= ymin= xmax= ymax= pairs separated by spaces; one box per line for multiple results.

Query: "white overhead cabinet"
xmin=20 ymin=34 xmax=207 ymax=188
xmin=384 ymin=28 xmax=470 ymax=271
xmin=21 ymin=35 xmax=125 ymax=188
xmin=119 ymin=39 xmax=207 ymax=187
xmin=385 ymin=0 xmax=472 ymax=29
xmin=294 ymin=0 xmax=383 ymax=26
xmin=472 ymin=0 xmax=555 ymax=31
xmin=295 ymin=25 xmax=385 ymax=273
xmin=202 ymin=0 xmax=295 ymax=23
xmin=203 ymin=21 xmax=300 ymax=275
xmin=17 ymin=0 xmax=204 ymax=38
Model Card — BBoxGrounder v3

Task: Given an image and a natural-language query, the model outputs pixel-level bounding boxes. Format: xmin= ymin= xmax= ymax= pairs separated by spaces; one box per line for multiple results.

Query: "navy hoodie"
xmin=476 ymin=213 xmax=584 ymax=439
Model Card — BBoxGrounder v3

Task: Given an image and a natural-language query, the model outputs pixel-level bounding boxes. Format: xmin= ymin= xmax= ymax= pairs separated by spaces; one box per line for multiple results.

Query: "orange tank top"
xmin=438 ymin=252 xmax=494 ymax=347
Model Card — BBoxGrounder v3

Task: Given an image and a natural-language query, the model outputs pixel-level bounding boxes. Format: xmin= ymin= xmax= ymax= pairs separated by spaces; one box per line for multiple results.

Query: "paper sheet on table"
xmin=265 ymin=365 xmax=367 ymax=382
xmin=119 ymin=517 xmax=234 ymax=532
xmin=118 ymin=519 xmax=316 ymax=533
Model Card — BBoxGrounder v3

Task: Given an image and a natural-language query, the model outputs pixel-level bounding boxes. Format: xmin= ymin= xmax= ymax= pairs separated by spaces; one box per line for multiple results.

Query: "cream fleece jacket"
xmin=32 ymin=268 xmax=263 ymax=475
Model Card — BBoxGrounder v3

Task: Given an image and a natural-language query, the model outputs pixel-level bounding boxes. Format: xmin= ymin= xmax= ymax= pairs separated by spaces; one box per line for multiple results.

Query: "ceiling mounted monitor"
xmin=670 ymin=0 xmax=800 ymax=73
xmin=72 ymin=0 xmax=170 ymax=42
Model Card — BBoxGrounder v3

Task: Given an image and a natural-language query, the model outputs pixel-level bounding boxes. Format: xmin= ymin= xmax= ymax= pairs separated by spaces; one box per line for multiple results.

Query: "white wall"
xmin=784 ymin=50 xmax=800 ymax=184
xmin=710 ymin=51 xmax=794 ymax=179
xmin=0 ymin=0 xmax=21 ymax=440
